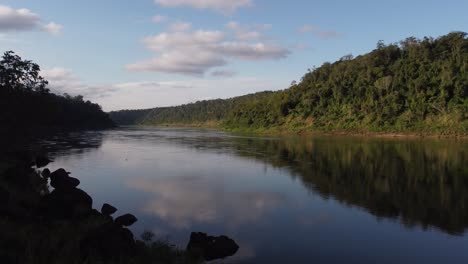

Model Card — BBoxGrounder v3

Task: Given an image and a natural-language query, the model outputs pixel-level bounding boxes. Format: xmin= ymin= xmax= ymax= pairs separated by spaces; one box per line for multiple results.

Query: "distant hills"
xmin=110 ymin=32 xmax=468 ymax=135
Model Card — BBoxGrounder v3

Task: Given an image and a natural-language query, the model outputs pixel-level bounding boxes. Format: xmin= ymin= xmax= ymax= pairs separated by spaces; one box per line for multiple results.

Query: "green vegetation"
xmin=110 ymin=92 xmax=274 ymax=126
xmin=111 ymin=32 xmax=468 ymax=136
xmin=0 ymin=51 xmax=114 ymax=136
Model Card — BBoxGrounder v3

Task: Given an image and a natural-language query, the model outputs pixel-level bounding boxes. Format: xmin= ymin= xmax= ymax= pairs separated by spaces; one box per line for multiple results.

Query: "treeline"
xmin=112 ymin=32 xmax=468 ymax=135
xmin=0 ymin=51 xmax=114 ymax=135
xmin=110 ymin=91 xmax=274 ymax=126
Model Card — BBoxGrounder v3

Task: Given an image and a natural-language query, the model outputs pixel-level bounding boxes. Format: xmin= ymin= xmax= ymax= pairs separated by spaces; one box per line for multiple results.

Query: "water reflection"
xmin=43 ymin=128 xmax=468 ymax=236
xmin=127 ymin=176 xmax=287 ymax=229
xmin=230 ymin=137 xmax=468 ymax=235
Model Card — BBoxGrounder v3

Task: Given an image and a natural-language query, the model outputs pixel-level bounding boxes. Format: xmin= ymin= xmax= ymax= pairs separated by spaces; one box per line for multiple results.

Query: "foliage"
xmin=111 ymin=32 xmax=468 ymax=135
xmin=224 ymin=32 xmax=468 ymax=134
xmin=110 ymin=92 xmax=274 ymax=126
xmin=0 ymin=51 xmax=114 ymax=134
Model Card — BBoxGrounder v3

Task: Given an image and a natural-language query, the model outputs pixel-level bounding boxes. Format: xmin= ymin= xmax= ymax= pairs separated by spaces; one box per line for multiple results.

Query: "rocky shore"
xmin=0 ymin=152 xmax=239 ymax=264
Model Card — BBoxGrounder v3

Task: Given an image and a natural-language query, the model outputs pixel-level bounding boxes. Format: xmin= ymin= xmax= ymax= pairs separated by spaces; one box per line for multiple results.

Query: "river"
xmin=40 ymin=127 xmax=468 ymax=264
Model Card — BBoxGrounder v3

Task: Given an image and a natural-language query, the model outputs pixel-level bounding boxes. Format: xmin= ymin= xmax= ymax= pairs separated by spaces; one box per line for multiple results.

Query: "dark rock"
xmin=49 ymin=168 xmax=80 ymax=189
xmin=80 ymin=222 xmax=136 ymax=261
xmin=41 ymin=168 xmax=51 ymax=179
xmin=187 ymin=232 xmax=239 ymax=261
xmin=35 ymin=155 xmax=53 ymax=168
xmin=114 ymin=214 xmax=138 ymax=227
xmin=50 ymin=168 xmax=69 ymax=178
xmin=101 ymin=203 xmax=117 ymax=216
xmin=41 ymin=188 xmax=92 ymax=218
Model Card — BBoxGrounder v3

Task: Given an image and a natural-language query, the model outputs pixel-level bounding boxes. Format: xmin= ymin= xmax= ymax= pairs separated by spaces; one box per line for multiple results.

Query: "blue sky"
xmin=0 ymin=0 xmax=467 ymax=111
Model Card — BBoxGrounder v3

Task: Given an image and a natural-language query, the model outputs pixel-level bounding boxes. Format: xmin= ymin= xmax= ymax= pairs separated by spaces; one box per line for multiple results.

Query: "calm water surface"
xmin=42 ymin=127 xmax=468 ymax=264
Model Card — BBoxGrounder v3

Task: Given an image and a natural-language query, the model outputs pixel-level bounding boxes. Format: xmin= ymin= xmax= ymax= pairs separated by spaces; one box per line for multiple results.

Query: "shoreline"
xmin=130 ymin=124 xmax=468 ymax=140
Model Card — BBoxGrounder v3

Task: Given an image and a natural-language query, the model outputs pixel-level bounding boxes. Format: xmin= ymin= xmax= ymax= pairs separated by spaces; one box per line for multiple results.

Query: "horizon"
xmin=1 ymin=0 xmax=467 ymax=111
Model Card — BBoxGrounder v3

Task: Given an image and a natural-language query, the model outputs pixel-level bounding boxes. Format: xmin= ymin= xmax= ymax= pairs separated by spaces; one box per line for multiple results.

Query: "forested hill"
xmin=111 ymin=32 xmax=468 ymax=135
xmin=109 ymin=91 xmax=274 ymax=126
xmin=0 ymin=51 xmax=114 ymax=136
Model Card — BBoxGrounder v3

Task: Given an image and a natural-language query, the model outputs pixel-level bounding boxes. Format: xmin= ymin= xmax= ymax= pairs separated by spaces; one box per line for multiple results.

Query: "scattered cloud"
xmin=151 ymin=15 xmax=167 ymax=23
xmin=127 ymin=23 xmax=289 ymax=76
xmin=211 ymin=70 xmax=237 ymax=77
xmin=226 ymin=21 xmax=240 ymax=30
xmin=41 ymin=68 xmax=117 ymax=99
xmin=154 ymin=0 xmax=253 ymax=14
xmin=41 ymin=66 xmax=284 ymax=111
xmin=298 ymin=24 xmax=341 ymax=39
xmin=42 ymin=22 xmax=63 ymax=35
xmin=0 ymin=5 xmax=63 ymax=35
xmin=169 ymin=21 xmax=192 ymax=31
xmin=226 ymin=21 xmax=264 ymax=41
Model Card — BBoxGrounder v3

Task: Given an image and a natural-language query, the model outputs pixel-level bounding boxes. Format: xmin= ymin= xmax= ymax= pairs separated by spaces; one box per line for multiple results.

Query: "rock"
xmin=186 ymin=232 xmax=239 ymax=261
xmin=41 ymin=188 xmax=93 ymax=218
xmin=35 ymin=155 xmax=52 ymax=168
xmin=101 ymin=203 xmax=117 ymax=216
xmin=41 ymin=168 xmax=51 ymax=179
xmin=80 ymin=222 xmax=136 ymax=261
xmin=114 ymin=214 xmax=138 ymax=227
xmin=50 ymin=168 xmax=69 ymax=178
xmin=49 ymin=168 xmax=80 ymax=189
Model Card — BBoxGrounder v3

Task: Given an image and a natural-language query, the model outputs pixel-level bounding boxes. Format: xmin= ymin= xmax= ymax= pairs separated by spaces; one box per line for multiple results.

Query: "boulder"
xmin=50 ymin=168 xmax=80 ymax=189
xmin=114 ymin=214 xmax=138 ymax=227
xmin=35 ymin=155 xmax=52 ymax=168
xmin=101 ymin=203 xmax=117 ymax=216
xmin=186 ymin=232 xmax=239 ymax=261
xmin=41 ymin=168 xmax=51 ymax=179
xmin=41 ymin=188 xmax=92 ymax=218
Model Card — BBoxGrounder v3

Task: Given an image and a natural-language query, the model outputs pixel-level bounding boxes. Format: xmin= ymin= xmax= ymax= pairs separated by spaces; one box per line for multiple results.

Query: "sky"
xmin=0 ymin=0 xmax=467 ymax=111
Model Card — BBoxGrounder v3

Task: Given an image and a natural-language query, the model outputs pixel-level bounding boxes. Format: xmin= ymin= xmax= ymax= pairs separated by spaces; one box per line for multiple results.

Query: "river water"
xmin=41 ymin=127 xmax=468 ymax=263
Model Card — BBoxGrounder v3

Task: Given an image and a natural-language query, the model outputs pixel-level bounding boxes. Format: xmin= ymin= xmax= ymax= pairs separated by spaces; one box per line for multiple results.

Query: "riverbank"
xmin=0 ymin=146 xmax=239 ymax=264
xmin=132 ymin=123 xmax=468 ymax=139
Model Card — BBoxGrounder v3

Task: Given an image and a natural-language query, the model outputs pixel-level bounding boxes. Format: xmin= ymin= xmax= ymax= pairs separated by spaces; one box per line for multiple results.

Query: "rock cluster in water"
xmin=40 ymin=167 xmax=140 ymax=261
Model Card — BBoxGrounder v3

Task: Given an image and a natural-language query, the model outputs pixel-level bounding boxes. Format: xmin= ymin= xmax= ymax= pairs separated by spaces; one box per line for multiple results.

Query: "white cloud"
xmin=151 ymin=15 xmax=167 ymax=23
xmin=169 ymin=21 xmax=192 ymax=31
xmin=226 ymin=21 xmax=240 ymax=30
xmin=127 ymin=23 xmax=289 ymax=76
xmin=126 ymin=50 xmax=227 ymax=75
xmin=41 ymin=68 xmax=117 ymax=98
xmin=41 ymin=67 xmax=286 ymax=111
xmin=234 ymin=30 xmax=261 ymax=41
xmin=0 ymin=5 xmax=63 ymax=35
xmin=42 ymin=22 xmax=63 ymax=35
xmin=154 ymin=0 xmax=253 ymax=14
xmin=142 ymin=30 xmax=225 ymax=51
xmin=298 ymin=24 xmax=341 ymax=39
xmin=226 ymin=21 xmax=264 ymax=41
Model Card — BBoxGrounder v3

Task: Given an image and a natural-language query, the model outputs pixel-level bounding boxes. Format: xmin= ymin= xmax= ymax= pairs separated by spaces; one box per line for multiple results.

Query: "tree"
xmin=0 ymin=51 xmax=49 ymax=93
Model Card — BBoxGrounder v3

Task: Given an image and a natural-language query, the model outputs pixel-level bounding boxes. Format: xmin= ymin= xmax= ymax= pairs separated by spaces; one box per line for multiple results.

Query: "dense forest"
xmin=110 ymin=91 xmax=274 ymax=126
xmin=0 ymin=51 xmax=114 ymax=136
xmin=111 ymin=32 xmax=468 ymax=135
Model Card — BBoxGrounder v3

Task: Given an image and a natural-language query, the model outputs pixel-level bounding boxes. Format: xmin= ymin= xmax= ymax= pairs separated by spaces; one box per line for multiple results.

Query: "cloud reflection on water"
xmin=127 ymin=175 xmax=288 ymax=229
